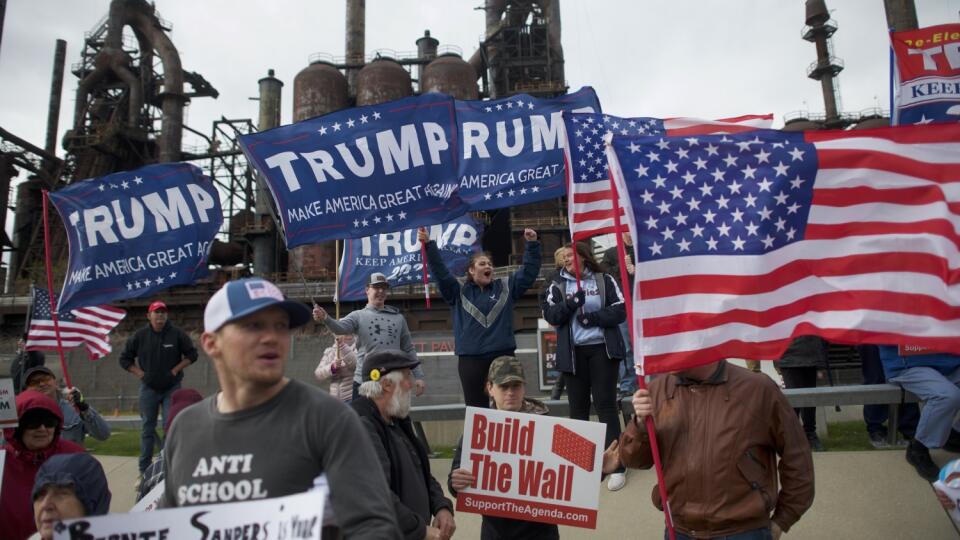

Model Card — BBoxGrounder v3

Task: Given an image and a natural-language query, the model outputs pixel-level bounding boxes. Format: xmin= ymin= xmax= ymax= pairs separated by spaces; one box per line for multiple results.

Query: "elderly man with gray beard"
xmin=351 ymin=350 xmax=456 ymax=540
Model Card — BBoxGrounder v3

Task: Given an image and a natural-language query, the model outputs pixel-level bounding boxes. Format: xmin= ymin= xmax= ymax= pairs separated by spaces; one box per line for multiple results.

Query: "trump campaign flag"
xmin=48 ymin=163 xmax=222 ymax=313
xmin=457 ymin=87 xmax=600 ymax=211
xmin=239 ymin=93 xmax=464 ymax=247
xmin=564 ymin=112 xmax=772 ymax=241
xmin=337 ymin=214 xmax=484 ymax=301
xmin=891 ymin=24 xmax=960 ymax=126
xmin=607 ymin=123 xmax=960 ymax=374
xmin=26 ymin=287 xmax=125 ymax=360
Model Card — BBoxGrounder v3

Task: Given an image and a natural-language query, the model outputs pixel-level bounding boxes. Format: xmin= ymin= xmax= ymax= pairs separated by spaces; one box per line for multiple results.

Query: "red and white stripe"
xmin=27 ymin=305 xmax=126 ymax=359
xmin=567 ymin=114 xmax=773 ymax=241
xmin=622 ymin=123 xmax=960 ymax=373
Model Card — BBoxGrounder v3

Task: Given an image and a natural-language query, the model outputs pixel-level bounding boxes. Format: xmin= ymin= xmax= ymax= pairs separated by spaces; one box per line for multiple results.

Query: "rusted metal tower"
xmin=802 ymin=0 xmax=845 ymax=127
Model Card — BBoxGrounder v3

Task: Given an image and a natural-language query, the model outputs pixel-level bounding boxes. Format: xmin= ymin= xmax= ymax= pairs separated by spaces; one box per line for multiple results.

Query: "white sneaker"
xmin=606 ymin=472 xmax=626 ymax=491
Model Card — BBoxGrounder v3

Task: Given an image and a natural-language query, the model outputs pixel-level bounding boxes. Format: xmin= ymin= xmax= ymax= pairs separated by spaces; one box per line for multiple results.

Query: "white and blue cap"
xmin=204 ymin=278 xmax=312 ymax=332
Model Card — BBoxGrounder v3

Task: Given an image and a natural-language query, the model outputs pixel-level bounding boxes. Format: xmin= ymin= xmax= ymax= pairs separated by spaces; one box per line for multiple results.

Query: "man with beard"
xmin=352 ymin=350 xmax=456 ymax=540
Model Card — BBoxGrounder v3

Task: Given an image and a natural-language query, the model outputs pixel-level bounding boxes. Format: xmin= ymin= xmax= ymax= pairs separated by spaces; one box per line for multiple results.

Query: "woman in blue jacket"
xmin=418 ymin=227 xmax=541 ymax=408
xmin=541 ymin=241 xmax=628 ymax=491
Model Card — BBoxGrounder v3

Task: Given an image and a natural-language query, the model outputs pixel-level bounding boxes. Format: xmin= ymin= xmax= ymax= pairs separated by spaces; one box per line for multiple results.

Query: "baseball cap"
xmin=204 ymin=277 xmax=312 ymax=332
xmin=148 ymin=301 xmax=167 ymax=313
xmin=362 ymin=350 xmax=420 ymax=382
xmin=367 ymin=273 xmax=390 ymax=288
xmin=488 ymin=356 xmax=526 ymax=385
xmin=165 ymin=388 xmax=204 ymax=431
xmin=22 ymin=366 xmax=56 ymax=389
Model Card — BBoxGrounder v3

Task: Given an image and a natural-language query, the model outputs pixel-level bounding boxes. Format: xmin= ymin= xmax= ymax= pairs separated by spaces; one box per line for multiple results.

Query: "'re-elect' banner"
xmin=239 ymin=93 xmax=464 ymax=247
xmin=457 ymin=87 xmax=601 ymax=211
xmin=891 ymin=23 xmax=960 ymax=125
xmin=54 ymin=489 xmax=324 ymax=540
xmin=49 ymin=163 xmax=222 ymax=313
xmin=457 ymin=406 xmax=605 ymax=529
xmin=337 ymin=214 xmax=484 ymax=301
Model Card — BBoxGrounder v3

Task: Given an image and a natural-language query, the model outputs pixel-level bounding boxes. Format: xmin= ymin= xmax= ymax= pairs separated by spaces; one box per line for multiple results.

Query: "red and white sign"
xmin=457 ymin=406 xmax=606 ymax=529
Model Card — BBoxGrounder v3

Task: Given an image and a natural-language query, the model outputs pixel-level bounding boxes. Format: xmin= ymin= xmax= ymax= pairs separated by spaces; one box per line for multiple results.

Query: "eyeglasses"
xmin=21 ymin=416 xmax=58 ymax=430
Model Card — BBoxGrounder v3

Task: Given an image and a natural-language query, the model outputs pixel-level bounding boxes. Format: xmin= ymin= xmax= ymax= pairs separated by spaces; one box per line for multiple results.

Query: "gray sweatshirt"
xmin=322 ymin=304 xmax=423 ymax=383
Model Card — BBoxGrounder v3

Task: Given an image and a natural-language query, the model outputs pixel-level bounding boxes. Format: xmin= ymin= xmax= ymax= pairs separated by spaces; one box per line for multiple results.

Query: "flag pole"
xmin=606 ymin=170 xmax=676 ymax=540
xmin=334 ymin=240 xmax=342 ymax=362
xmin=421 ymin=242 xmax=431 ymax=309
xmin=40 ymin=190 xmax=73 ymax=389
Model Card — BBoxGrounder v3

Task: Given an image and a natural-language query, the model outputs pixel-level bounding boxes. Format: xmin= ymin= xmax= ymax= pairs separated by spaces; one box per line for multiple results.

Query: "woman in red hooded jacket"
xmin=1 ymin=389 xmax=86 ymax=540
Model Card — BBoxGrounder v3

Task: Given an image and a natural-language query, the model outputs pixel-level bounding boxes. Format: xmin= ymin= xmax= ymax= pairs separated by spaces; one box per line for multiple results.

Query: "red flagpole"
xmin=606 ymin=172 xmax=676 ymax=540
xmin=420 ymin=243 xmax=431 ymax=309
xmin=41 ymin=190 xmax=72 ymax=389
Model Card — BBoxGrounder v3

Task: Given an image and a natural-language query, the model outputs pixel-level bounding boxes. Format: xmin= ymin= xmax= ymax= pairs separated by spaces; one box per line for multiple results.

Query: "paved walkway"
xmin=97 ymin=449 xmax=957 ymax=539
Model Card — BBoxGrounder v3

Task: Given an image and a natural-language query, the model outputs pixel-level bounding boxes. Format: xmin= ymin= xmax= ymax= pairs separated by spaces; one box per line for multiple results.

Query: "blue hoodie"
xmin=32 ymin=453 xmax=112 ymax=517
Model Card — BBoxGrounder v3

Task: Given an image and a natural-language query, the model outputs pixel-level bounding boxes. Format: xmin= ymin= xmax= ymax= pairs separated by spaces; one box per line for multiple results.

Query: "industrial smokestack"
xmin=45 ymin=39 xmax=67 ymax=156
xmin=251 ymin=69 xmax=283 ymax=275
xmin=345 ymin=0 xmax=365 ymax=98
xmin=884 ymin=0 xmax=918 ymax=32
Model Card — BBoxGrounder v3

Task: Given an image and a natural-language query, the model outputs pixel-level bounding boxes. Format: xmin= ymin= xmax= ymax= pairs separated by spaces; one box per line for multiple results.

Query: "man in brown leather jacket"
xmin=617 ymin=360 xmax=814 ymax=540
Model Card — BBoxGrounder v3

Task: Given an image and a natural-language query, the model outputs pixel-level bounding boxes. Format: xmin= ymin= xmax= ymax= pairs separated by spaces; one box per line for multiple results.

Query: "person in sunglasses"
xmin=0 ymin=390 xmax=86 ymax=540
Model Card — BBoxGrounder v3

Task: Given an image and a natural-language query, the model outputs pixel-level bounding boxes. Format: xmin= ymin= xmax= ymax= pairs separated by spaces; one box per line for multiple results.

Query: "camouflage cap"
xmin=488 ymin=356 xmax=526 ymax=385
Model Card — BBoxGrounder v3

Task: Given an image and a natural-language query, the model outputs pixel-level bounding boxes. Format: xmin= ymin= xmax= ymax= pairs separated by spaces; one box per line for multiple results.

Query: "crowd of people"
xmin=1 ymin=228 xmax=958 ymax=539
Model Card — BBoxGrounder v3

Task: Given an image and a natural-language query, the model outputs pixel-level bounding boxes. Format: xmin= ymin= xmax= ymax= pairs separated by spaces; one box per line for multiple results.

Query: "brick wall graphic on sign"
xmin=551 ymin=424 xmax=596 ymax=472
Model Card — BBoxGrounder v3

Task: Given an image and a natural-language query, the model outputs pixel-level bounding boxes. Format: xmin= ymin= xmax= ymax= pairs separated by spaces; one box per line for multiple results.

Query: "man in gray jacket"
xmin=314 ymin=273 xmax=425 ymax=400
xmin=21 ymin=366 xmax=110 ymax=445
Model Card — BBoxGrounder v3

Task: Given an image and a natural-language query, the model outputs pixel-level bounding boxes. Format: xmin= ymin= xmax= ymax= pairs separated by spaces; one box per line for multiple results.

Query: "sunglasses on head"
xmin=21 ymin=415 xmax=58 ymax=430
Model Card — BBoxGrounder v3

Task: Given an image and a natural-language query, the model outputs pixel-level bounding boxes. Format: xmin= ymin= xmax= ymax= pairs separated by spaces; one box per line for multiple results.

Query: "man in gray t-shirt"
xmin=162 ymin=277 xmax=399 ymax=539
xmin=314 ymin=272 xmax=425 ymax=400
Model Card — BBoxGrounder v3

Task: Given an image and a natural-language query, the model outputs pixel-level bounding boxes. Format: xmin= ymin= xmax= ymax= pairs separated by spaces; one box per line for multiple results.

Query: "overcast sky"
xmin=1 ymin=1 xmax=958 ymax=162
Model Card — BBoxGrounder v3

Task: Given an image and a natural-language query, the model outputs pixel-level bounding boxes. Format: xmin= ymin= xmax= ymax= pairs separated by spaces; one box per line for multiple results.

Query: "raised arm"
xmin=510 ymin=229 xmax=541 ymax=299
xmin=419 ymin=227 xmax=462 ymax=305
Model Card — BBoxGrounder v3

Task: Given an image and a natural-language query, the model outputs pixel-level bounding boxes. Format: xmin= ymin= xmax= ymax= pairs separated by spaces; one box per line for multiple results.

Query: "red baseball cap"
xmin=148 ymin=301 xmax=168 ymax=313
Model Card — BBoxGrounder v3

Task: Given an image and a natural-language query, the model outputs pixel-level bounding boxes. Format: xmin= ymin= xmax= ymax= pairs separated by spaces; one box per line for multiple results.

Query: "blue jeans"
xmin=859 ymin=345 xmax=919 ymax=438
xmin=139 ymin=382 xmax=180 ymax=473
xmin=617 ymin=321 xmax=638 ymax=394
xmin=889 ymin=365 xmax=960 ymax=449
xmin=668 ymin=526 xmax=772 ymax=540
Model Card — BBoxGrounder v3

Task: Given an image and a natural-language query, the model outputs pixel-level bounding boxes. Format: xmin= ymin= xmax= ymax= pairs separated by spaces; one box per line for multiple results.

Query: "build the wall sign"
xmin=457 ymin=406 xmax=605 ymax=528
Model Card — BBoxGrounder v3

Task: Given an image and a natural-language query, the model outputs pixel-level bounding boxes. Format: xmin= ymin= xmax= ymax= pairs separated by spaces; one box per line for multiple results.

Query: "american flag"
xmin=26 ymin=287 xmax=126 ymax=360
xmin=607 ymin=123 xmax=960 ymax=374
xmin=563 ymin=113 xmax=772 ymax=240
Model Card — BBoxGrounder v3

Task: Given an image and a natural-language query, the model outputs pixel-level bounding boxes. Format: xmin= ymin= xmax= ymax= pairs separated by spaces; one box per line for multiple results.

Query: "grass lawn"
xmin=86 ymin=422 xmax=895 ymax=457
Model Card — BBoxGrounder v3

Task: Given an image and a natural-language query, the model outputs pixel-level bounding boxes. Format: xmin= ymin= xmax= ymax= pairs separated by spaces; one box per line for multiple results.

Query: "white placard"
xmin=129 ymin=480 xmax=164 ymax=513
xmin=0 ymin=378 xmax=17 ymax=429
xmin=0 ymin=449 xmax=6 ymax=496
xmin=456 ymin=406 xmax=605 ymax=529
xmin=54 ymin=489 xmax=324 ymax=539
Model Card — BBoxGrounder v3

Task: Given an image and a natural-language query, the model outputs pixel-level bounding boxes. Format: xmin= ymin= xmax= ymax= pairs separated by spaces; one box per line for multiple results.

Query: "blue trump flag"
xmin=336 ymin=214 xmax=483 ymax=301
xmin=456 ymin=86 xmax=601 ymax=211
xmin=239 ymin=93 xmax=464 ymax=248
xmin=48 ymin=163 xmax=223 ymax=313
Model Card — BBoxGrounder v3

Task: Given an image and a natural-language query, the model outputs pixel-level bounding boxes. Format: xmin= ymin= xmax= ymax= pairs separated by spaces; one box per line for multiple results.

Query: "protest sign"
xmin=55 ymin=489 xmax=324 ymax=540
xmin=0 ymin=378 xmax=16 ymax=428
xmin=336 ymin=214 xmax=483 ymax=300
xmin=457 ymin=406 xmax=605 ymax=528
xmin=891 ymin=23 xmax=960 ymax=125
xmin=456 ymin=87 xmax=601 ymax=211
xmin=240 ymin=93 xmax=464 ymax=247
xmin=130 ymin=480 xmax=164 ymax=513
xmin=48 ymin=163 xmax=222 ymax=313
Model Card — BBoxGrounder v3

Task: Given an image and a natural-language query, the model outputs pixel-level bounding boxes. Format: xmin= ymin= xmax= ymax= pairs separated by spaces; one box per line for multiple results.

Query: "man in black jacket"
xmin=119 ymin=300 xmax=198 ymax=473
xmin=352 ymin=350 xmax=455 ymax=540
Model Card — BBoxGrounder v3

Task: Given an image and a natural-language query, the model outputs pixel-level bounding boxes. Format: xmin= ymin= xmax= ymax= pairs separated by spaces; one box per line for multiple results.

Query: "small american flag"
xmin=564 ymin=113 xmax=772 ymax=240
xmin=26 ymin=287 xmax=126 ymax=360
xmin=607 ymin=122 xmax=960 ymax=374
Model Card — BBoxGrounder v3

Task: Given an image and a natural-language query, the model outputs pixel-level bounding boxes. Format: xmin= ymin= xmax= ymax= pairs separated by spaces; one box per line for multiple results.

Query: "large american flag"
xmin=607 ymin=123 xmax=960 ymax=374
xmin=26 ymin=287 xmax=126 ymax=360
xmin=563 ymin=113 xmax=772 ymax=240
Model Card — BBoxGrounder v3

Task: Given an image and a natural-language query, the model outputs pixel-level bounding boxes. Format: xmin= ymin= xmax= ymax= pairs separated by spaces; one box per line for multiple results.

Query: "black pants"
xmin=859 ymin=345 xmax=920 ymax=438
xmin=459 ymin=351 xmax=514 ymax=408
xmin=780 ymin=366 xmax=818 ymax=434
xmin=564 ymin=343 xmax=623 ymax=472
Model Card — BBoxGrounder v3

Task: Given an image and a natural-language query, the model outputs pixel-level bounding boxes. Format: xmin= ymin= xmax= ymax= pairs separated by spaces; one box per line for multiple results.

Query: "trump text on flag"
xmin=891 ymin=23 xmax=960 ymax=125
xmin=49 ymin=163 xmax=222 ymax=313
xmin=457 ymin=406 xmax=605 ymax=529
